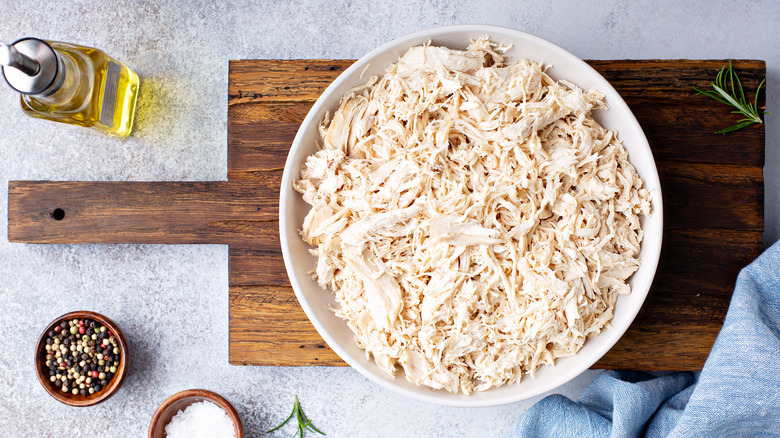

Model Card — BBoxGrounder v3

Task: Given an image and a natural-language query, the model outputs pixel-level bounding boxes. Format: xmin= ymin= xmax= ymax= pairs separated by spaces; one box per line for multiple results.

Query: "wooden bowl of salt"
xmin=149 ymin=389 xmax=244 ymax=438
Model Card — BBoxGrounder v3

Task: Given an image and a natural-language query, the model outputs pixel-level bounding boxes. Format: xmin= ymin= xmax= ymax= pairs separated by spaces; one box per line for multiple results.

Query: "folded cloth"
xmin=506 ymin=240 xmax=780 ymax=438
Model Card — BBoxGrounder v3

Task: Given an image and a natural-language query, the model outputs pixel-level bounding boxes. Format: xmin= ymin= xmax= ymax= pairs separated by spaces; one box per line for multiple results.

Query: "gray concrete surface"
xmin=0 ymin=1 xmax=777 ymax=436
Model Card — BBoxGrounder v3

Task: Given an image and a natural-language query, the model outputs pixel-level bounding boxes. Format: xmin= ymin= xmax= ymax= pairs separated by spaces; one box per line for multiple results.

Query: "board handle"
xmin=8 ymin=181 xmax=276 ymax=244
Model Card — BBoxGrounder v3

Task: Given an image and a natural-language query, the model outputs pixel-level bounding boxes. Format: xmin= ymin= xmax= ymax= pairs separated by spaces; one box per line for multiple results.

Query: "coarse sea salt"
xmin=165 ymin=400 xmax=236 ymax=438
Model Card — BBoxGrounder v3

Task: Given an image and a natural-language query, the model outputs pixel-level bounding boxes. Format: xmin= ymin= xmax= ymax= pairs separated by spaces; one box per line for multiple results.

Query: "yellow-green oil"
xmin=20 ymin=41 xmax=139 ymax=139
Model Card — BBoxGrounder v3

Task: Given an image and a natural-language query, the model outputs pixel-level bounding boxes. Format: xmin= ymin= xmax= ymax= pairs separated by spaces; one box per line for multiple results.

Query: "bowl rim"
xmin=35 ymin=310 xmax=129 ymax=407
xmin=279 ymin=24 xmax=663 ymax=407
xmin=148 ymin=388 xmax=244 ymax=438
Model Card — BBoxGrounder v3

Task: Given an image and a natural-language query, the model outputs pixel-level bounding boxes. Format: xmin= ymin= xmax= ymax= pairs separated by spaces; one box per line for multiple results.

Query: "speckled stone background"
xmin=0 ymin=1 xmax=777 ymax=437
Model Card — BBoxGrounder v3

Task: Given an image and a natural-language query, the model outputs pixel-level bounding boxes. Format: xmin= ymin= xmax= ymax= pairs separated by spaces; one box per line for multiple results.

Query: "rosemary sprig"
xmin=693 ymin=60 xmax=769 ymax=134
xmin=266 ymin=395 xmax=325 ymax=437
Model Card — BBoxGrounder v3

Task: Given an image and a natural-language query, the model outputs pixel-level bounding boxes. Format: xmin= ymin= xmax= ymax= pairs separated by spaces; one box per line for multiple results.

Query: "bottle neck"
xmin=27 ymin=50 xmax=81 ymax=106
xmin=34 ymin=53 xmax=66 ymax=97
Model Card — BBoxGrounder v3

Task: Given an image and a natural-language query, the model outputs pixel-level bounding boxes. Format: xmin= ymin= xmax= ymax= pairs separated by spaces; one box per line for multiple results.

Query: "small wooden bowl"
xmin=35 ymin=311 xmax=129 ymax=406
xmin=149 ymin=389 xmax=244 ymax=438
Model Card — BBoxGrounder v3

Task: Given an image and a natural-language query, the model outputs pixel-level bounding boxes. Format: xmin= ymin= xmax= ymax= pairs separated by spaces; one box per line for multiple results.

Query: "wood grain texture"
xmin=229 ymin=285 xmax=341 ymax=365
xmin=8 ymin=181 xmax=277 ymax=244
xmin=7 ymin=59 xmax=765 ymax=371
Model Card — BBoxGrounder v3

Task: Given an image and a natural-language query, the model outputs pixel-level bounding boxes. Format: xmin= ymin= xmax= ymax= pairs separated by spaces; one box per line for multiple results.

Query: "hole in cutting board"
xmin=51 ymin=208 xmax=65 ymax=220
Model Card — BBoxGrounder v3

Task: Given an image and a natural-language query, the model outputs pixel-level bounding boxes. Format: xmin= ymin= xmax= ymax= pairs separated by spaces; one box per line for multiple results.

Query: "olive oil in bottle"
xmin=1 ymin=38 xmax=139 ymax=139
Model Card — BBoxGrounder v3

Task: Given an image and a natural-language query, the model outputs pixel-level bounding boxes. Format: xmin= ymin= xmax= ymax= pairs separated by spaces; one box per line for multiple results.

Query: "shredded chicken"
xmin=294 ymin=37 xmax=652 ymax=394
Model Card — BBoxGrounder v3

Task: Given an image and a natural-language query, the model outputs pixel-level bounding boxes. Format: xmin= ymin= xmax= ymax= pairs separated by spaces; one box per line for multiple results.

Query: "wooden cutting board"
xmin=8 ymin=59 xmax=765 ymax=369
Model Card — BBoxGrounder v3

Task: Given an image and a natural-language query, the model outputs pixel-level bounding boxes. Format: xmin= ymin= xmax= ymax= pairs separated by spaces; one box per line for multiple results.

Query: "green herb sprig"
xmin=694 ymin=60 xmax=769 ymax=134
xmin=266 ymin=395 xmax=325 ymax=437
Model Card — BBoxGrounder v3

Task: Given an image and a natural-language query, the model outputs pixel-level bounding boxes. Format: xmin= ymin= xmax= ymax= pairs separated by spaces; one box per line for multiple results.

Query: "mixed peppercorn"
xmin=43 ymin=318 xmax=120 ymax=396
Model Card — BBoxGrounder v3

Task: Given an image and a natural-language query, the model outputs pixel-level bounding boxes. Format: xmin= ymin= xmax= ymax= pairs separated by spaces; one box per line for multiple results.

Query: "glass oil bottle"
xmin=1 ymin=38 xmax=139 ymax=139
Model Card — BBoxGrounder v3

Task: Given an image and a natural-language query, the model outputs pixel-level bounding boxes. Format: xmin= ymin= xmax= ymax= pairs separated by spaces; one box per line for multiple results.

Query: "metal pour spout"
xmin=1 ymin=43 xmax=40 ymax=76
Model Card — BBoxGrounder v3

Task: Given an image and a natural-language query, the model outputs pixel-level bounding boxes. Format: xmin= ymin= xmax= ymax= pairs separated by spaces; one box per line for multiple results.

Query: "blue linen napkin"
xmin=506 ymin=240 xmax=780 ymax=438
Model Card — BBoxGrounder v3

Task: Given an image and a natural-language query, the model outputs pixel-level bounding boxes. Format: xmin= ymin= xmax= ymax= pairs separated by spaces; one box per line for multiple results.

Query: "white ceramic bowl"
xmin=280 ymin=25 xmax=663 ymax=407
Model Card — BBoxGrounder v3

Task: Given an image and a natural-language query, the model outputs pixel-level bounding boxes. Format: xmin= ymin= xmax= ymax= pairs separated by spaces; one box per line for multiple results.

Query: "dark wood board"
xmin=8 ymin=59 xmax=765 ymax=369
